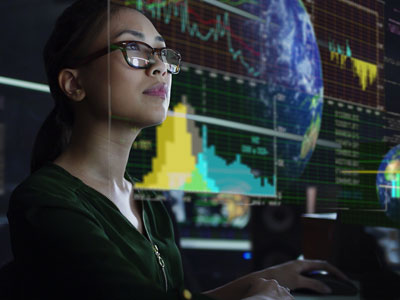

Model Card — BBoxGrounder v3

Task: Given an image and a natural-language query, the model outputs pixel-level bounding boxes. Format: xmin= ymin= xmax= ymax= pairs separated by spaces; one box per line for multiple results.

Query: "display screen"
xmin=116 ymin=0 xmax=400 ymax=232
xmin=1 ymin=0 xmax=400 ymax=249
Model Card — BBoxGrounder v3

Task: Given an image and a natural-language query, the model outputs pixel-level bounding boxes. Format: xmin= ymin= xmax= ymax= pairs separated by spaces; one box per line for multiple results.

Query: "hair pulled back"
xmin=31 ymin=0 xmax=127 ymax=173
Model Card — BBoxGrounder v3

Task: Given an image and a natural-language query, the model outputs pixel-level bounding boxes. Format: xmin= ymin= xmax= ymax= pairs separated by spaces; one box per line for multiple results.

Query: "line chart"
xmin=219 ymin=0 xmax=259 ymax=6
xmin=304 ymin=0 xmax=384 ymax=108
xmin=122 ymin=0 xmax=262 ymax=77
xmin=328 ymin=39 xmax=378 ymax=91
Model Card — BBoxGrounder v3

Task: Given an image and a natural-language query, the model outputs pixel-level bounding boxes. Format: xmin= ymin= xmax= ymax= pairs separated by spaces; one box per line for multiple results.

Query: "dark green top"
xmin=7 ymin=162 xmax=212 ymax=300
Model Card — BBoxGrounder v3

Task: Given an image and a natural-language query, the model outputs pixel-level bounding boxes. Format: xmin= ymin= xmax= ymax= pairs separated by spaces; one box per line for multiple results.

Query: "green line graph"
xmin=201 ymin=0 xmax=264 ymax=21
xmin=219 ymin=0 xmax=259 ymax=6
xmin=126 ymin=0 xmax=261 ymax=76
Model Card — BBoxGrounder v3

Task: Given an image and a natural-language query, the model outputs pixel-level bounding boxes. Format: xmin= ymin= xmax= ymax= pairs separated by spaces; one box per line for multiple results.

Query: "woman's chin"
xmin=111 ymin=110 xmax=168 ymax=127
xmin=144 ymin=115 xmax=168 ymax=128
xmin=133 ymin=114 xmax=168 ymax=129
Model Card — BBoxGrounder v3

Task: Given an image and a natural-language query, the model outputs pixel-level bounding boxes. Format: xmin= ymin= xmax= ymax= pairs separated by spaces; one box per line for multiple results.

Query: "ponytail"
xmin=30 ymin=104 xmax=73 ymax=174
xmin=30 ymin=0 xmax=128 ymax=173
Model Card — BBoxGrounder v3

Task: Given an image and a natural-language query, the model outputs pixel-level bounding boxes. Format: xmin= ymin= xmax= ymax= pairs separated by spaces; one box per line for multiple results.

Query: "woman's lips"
xmin=143 ymin=83 xmax=168 ymax=98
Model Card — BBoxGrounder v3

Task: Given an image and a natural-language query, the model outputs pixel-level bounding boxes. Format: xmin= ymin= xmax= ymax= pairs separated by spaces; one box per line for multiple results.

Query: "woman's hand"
xmin=241 ymin=278 xmax=294 ymax=300
xmin=202 ymin=259 xmax=349 ymax=300
xmin=254 ymin=259 xmax=350 ymax=294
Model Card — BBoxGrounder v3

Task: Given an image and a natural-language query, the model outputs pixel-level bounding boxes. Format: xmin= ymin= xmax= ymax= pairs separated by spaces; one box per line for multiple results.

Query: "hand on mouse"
xmin=202 ymin=259 xmax=349 ymax=300
xmin=252 ymin=259 xmax=350 ymax=294
xmin=241 ymin=278 xmax=294 ymax=300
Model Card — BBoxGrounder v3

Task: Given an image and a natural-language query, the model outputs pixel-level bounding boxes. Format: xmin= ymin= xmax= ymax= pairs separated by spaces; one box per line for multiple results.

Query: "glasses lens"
xmin=161 ymin=49 xmax=181 ymax=74
xmin=124 ymin=42 xmax=181 ymax=73
xmin=126 ymin=42 xmax=152 ymax=68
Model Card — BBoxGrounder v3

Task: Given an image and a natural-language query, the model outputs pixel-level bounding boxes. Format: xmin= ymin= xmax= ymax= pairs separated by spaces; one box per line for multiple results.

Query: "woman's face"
xmin=77 ymin=8 xmax=172 ymax=129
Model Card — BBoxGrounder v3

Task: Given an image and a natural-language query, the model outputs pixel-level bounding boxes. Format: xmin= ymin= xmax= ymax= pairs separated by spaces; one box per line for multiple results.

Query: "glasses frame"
xmin=69 ymin=40 xmax=181 ymax=74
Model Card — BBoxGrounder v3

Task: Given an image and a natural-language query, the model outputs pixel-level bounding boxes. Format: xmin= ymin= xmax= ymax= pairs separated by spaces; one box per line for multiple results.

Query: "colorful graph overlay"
xmin=304 ymin=0 xmax=384 ymax=108
xmin=122 ymin=0 xmax=265 ymax=77
xmin=115 ymin=0 xmax=394 ymax=225
xmin=135 ymin=102 xmax=276 ymax=196
xmin=128 ymin=66 xmax=276 ymax=197
xmin=329 ymin=40 xmax=377 ymax=91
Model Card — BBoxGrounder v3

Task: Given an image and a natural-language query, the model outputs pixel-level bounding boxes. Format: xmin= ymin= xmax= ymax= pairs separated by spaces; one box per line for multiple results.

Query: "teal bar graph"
xmin=392 ymin=173 xmax=400 ymax=198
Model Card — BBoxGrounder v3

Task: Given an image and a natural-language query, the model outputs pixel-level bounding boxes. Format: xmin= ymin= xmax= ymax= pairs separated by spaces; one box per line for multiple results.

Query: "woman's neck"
xmin=54 ymin=118 xmax=141 ymax=193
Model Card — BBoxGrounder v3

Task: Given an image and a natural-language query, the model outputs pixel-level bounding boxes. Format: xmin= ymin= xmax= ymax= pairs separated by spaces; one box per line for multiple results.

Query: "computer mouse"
xmin=294 ymin=270 xmax=359 ymax=296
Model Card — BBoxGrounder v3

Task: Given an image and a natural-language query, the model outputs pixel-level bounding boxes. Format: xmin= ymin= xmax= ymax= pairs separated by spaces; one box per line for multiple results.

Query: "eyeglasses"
xmin=70 ymin=40 xmax=182 ymax=74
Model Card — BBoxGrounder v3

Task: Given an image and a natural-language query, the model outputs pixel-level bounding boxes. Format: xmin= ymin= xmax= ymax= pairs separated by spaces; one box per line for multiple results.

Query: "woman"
xmin=7 ymin=0 xmax=347 ymax=299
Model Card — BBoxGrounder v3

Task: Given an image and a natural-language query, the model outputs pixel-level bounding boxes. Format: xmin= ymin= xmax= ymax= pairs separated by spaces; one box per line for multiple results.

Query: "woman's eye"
xmin=126 ymin=43 xmax=139 ymax=51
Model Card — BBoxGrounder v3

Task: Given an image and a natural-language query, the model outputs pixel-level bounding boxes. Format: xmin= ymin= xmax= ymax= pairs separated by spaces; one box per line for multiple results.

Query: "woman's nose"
xmin=147 ymin=53 xmax=168 ymax=77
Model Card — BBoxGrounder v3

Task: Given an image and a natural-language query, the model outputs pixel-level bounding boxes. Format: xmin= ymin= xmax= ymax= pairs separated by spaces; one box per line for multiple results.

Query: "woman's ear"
xmin=58 ymin=68 xmax=86 ymax=102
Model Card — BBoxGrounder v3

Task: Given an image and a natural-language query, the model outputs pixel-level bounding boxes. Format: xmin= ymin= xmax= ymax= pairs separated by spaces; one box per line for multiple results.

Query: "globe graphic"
xmin=258 ymin=0 xmax=324 ymax=178
xmin=377 ymin=145 xmax=400 ymax=222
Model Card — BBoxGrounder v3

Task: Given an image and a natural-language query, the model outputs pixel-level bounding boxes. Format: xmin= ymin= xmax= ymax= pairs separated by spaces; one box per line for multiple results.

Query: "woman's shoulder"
xmin=8 ymin=162 xmax=84 ymax=212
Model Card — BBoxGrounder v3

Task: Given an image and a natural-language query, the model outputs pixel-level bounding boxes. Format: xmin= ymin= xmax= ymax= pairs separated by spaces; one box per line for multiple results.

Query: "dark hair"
xmin=31 ymin=0 xmax=130 ymax=173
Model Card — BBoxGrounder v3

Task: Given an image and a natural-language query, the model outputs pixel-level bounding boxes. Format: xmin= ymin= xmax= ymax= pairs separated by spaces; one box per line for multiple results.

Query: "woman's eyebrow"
xmin=114 ymin=29 xmax=165 ymax=42
xmin=115 ymin=29 xmax=144 ymax=40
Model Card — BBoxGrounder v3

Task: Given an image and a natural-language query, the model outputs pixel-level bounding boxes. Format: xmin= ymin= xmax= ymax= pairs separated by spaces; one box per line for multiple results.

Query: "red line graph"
xmin=187 ymin=7 xmax=260 ymax=57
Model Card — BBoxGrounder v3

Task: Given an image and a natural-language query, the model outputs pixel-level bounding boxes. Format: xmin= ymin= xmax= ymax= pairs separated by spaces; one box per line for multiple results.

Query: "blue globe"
xmin=377 ymin=145 xmax=400 ymax=222
xmin=258 ymin=0 xmax=324 ymax=178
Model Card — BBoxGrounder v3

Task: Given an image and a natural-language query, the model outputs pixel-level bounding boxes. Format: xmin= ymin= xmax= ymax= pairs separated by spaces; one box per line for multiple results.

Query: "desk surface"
xmin=293 ymin=293 xmax=360 ymax=300
xmin=292 ymin=280 xmax=360 ymax=300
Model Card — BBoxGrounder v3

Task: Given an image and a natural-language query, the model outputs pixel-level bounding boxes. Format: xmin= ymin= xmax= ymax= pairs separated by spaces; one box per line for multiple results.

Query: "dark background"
xmin=0 ymin=0 xmax=71 ymax=214
xmin=0 ymin=0 xmax=72 ymax=272
xmin=1 ymin=0 xmax=400 ymax=296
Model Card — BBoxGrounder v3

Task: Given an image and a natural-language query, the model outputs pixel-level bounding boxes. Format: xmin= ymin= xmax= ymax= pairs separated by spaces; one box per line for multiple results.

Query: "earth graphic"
xmin=377 ymin=145 xmax=400 ymax=223
xmin=256 ymin=0 xmax=324 ymax=178
xmin=166 ymin=0 xmax=323 ymax=226
xmin=189 ymin=0 xmax=323 ymax=224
